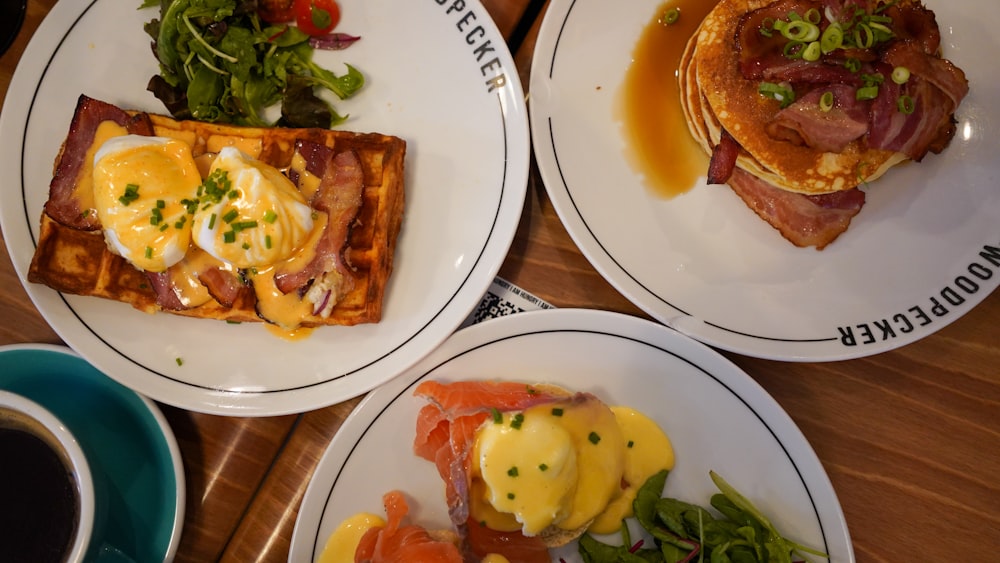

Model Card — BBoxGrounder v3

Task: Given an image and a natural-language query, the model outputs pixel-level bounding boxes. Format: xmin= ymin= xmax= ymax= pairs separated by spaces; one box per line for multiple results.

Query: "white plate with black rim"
xmin=528 ymin=0 xmax=999 ymax=361
xmin=0 ymin=0 xmax=528 ymax=415
xmin=289 ymin=308 xmax=853 ymax=562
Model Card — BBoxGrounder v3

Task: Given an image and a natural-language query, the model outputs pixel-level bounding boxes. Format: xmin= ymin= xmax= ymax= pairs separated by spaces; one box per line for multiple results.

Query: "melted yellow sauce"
xmin=619 ymin=0 xmax=717 ymax=198
xmin=316 ymin=512 xmax=385 ymax=563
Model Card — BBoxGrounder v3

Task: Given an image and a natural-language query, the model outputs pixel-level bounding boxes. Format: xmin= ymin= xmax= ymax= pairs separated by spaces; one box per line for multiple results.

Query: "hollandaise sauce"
xmin=470 ymin=395 xmax=674 ymax=536
xmin=316 ymin=512 xmax=385 ymax=563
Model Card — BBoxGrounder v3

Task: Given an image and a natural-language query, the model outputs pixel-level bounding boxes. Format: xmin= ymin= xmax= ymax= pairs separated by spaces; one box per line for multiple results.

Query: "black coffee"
xmin=0 ymin=425 xmax=80 ymax=563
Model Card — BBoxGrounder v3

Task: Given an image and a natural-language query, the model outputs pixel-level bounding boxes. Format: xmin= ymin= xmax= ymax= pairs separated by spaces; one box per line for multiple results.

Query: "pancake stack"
xmin=679 ymin=0 xmax=907 ymax=196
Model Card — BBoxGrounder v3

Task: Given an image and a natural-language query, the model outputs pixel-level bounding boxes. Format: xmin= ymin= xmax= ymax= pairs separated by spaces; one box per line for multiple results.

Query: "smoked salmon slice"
xmin=412 ymin=380 xmax=573 ymax=563
xmin=354 ymin=490 xmax=463 ymax=562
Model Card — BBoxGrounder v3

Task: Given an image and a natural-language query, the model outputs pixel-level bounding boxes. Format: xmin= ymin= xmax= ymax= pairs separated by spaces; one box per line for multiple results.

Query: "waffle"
xmin=28 ymin=96 xmax=406 ymax=327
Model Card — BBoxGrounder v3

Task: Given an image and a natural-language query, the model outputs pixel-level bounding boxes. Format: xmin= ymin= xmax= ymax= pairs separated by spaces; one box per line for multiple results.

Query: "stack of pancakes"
xmin=679 ymin=0 xmax=907 ymax=194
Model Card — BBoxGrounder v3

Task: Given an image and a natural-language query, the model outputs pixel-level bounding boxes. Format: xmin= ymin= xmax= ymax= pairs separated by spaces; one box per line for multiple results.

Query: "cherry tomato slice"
xmin=292 ymin=0 xmax=341 ymax=36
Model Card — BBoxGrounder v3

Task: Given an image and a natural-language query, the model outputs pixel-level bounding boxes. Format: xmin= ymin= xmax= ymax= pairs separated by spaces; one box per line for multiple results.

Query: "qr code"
xmin=468 ymin=290 xmax=523 ymax=325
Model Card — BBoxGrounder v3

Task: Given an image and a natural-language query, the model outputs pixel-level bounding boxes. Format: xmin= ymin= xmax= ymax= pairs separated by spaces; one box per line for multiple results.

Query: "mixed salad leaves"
xmin=578 ymin=470 xmax=828 ymax=563
xmin=139 ymin=0 xmax=363 ymax=128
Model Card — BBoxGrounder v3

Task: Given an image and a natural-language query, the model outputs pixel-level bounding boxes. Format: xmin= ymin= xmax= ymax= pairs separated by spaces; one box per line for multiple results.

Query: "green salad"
xmin=139 ymin=0 xmax=363 ymax=128
xmin=578 ymin=470 xmax=829 ymax=563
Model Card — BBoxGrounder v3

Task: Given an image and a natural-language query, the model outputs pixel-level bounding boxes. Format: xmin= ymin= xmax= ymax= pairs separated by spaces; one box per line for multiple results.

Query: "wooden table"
xmin=2 ymin=1 xmax=997 ymax=561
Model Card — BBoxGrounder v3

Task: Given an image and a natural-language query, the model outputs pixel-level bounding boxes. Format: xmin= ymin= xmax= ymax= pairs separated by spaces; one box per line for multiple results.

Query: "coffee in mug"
xmin=0 ymin=391 xmax=94 ymax=563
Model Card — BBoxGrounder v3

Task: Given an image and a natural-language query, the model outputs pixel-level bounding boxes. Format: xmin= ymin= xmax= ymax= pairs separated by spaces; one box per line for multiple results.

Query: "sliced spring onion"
xmin=844 ymin=57 xmax=862 ymax=73
xmin=759 ymin=16 xmax=775 ymax=37
xmin=820 ymin=23 xmax=843 ymax=54
xmin=661 ymin=7 xmax=680 ymax=25
xmin=805 ymin=8 xmax=821 ymax=24
xmin=802 ymin=41 xmax=821 ymax=62
xmin=782 ymin=20 xmax=820 ymax=42
xmin=759 ymin=81 xmax=796 ymax=108
xmin=856 ymin=85 xmax=879 ymax=100
xmin=891 ymin=66 xmax=910 ymax=84
xmin=897 ymin=95 xmax=915 ymax=114
xmin=783 ymin=40 xmax=805 ymax=59
xmin=819 ymin=91 xmax=834 ymax=112
xmin=853 ymin=23 xmax=875 ymax=49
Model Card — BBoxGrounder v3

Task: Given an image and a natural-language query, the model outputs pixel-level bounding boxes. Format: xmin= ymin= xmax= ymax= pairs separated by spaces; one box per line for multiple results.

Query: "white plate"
xmin=529 ymin=0 xmax=999 ymax=361
xmin=0 ymin=0 xmax=528 ymax=415
xmin=290 ymin=309 xmax=853 ymax=562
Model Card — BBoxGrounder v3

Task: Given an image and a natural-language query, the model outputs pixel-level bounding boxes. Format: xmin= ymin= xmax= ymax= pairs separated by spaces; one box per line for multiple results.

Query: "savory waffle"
xmin=28 ymin=96 xmax=406 ymax=328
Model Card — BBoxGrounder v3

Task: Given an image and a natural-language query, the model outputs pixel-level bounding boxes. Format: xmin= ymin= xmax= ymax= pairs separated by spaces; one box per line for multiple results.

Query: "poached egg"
xmin=470 ymin=396 xmax=674 ymax=539
xmin=92 ymin=135 xmax=202 ymax=272
xmin=92 ymin=137 xmax=315 ymax=273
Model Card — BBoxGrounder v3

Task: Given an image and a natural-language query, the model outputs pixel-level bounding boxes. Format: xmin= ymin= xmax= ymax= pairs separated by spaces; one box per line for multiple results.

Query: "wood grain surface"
xmin=0 ymin=0 xmax=996 ymax=561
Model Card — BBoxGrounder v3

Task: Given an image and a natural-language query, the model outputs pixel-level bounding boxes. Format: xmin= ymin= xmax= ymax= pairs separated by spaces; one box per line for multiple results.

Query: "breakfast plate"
xmin=0 ymin=0 xmax=529 ymax=414
xmin=529 ymin=0 xmax=999 ymax=361
xmin=289 ymin=308 xmax=853 ymax=562
xmin=0 ymin=343 xmax=185 ymax=562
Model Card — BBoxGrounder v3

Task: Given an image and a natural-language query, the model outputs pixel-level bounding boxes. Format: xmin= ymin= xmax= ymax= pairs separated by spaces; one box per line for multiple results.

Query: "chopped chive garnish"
xmin=551 ymin=408 xmax=564 ymax=417
xmin=588 ymin=431 xmax=601 ymax=445
xmin=510 ymin=413 xmax=525 ymax=429
xmin=156 ymin=199 xmax=165 ymax=209
xmin=223 ymin=230 xmax=236 ymax=243
xmin=175 ymin=357 xmax=184 ymax=366
xmin=150 ymin=207 xmax=163 ymax=225
xmin=507 ymin=466 xmax=519 ymax=477
xmin=232 ymin=220 xmax=258 ymax=232
xmin=208 ymin=213 xmax=217 ymax=229
xmin=118 ymin=183 xmax=140 ymax=206
xmin=627 ymin=440 xmax=635 ymax=448
xmin=159 ymin=223 xmax=170 ymax=231
xmin=539 ymin=463 xmax=549 ymax=471
xmin=264 ymin=210 xmax=278 ymax=223
xmin=507 ymin=493 xmax=515 ymax=500
xmin=265 ymin=235 xmax=272 ymax=249
xmin=491 ymin=408 xmax=502 ymax=424
xmin=242 ymin=242 xmax=250 ymax=250
xmin=144 ymin=246 xmax=153 ymax=259
xmin=222 ymin=209 xmax=239 ymax=224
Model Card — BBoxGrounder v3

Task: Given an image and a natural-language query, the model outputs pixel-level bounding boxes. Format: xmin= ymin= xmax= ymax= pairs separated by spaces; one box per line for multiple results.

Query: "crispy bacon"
xmin=46 ymin=95 xmax=154 ymax=230
xmin=199 ymin=267 xmax=248 ymax=308
xmin=737 ymin=0 xmax=865 ymax=85
xmin=273 ymin=150 xmax=363 ymax=296
xmin=727 ymin=168 xmax=865 ymax=249
xmin=766 ymin=84 xmax=870 ymax=152
xmin=868 ymin=42 xmax=968 ymax=160
xmin=882 ymin=2 xmax=941 ymax=55
xmin=708 ymin=130 xmax=741 ymax=184
xmin=145 ymin=271 xmax=187 ymax=311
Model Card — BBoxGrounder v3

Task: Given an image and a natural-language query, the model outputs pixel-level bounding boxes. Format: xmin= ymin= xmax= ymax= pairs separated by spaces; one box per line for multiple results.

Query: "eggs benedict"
xmin=412 ymin=379 xmax=674 ymax=561
xmin=28 ymin=95 xmax=406 ymax=332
